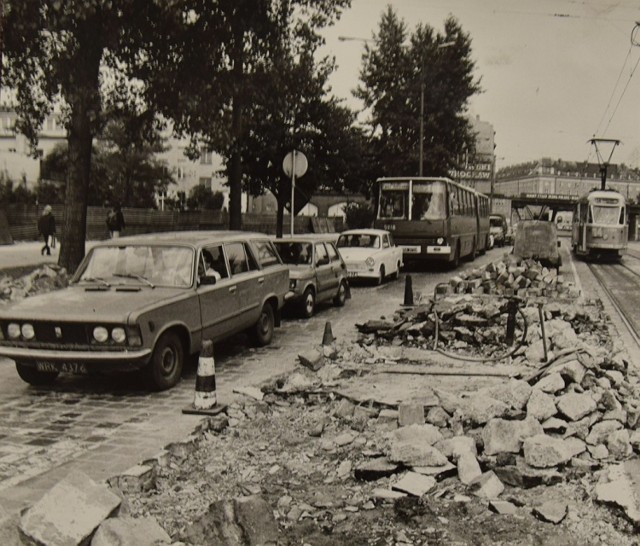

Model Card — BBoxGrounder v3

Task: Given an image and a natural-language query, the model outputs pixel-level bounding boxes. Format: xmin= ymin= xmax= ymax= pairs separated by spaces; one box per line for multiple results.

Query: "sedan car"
xmin=336 ymin=229 xmax=403 ymax=284
xmin=0 ymin=231 xmax=289 ymax=390
xmin=272 ymin=235 xmax=349 ymax=318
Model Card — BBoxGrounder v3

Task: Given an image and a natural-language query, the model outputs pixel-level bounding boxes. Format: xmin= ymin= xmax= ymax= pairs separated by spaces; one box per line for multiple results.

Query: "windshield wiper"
xmin=113 ymin=273 xmax=155 ymax=288
xmin=80 ymin=277 xmax=111 ymax=287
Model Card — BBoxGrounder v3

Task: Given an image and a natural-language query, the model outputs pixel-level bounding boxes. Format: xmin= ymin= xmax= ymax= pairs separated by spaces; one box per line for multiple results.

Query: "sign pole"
xmin=291 ymin=151 xmax=296 ymax=235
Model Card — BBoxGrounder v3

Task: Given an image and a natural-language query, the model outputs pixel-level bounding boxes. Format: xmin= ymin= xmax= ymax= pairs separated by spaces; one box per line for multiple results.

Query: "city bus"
xmin=373 ymin=176 xmax=490 ymax=267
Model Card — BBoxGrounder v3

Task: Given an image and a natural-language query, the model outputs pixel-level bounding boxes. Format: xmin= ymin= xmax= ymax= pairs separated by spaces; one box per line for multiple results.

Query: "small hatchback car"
xmin=272 ymin=235 xmax=349 ymax=318
xmin=0 ymin=231 xmax=289 ymax=390
xmin=336 ymin=229 xmax=403 ymax=285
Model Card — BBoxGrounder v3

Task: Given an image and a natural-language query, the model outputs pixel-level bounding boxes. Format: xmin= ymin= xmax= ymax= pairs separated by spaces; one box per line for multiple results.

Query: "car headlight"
xmin=365 ymin=257 xmax=375 ymax=267
xmin=111 ymin=327 xmax=126 ymax=344
xmin=289 ymin=279 xmax=297 ymax=290
xmin=21 ymin=323 xmax=35 ymax=340
xmin=436 ymin=237 xmax=445 ymax=245
xmin=93 ymin=326 xmax=109 ymax=343
xmin=7 ymin=323 xmax=20 ymax=339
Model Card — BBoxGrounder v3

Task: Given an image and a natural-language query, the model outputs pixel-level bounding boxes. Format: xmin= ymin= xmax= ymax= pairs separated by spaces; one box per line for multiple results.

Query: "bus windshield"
xmin=379 ymin=179 xmax=447 ymax=220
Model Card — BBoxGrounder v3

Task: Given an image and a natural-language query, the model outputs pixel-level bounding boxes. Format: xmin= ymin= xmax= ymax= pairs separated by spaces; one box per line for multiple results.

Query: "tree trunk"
xmin=276 ymin=200 xmax=284 ymax=238
xmin=228 ymin=36 xmax=244 ymax=231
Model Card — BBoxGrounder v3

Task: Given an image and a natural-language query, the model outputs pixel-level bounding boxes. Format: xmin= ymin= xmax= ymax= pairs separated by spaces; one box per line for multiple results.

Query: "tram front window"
xmin=590 ymin=205 xmax=623 ymax=225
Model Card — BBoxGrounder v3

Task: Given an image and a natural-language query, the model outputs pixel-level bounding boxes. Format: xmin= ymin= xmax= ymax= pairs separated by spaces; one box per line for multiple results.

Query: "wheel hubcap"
xmin=306 ymin=295 xmax=314 ymax=313
xmin=160 ymin=347 xmax=176 ymax=375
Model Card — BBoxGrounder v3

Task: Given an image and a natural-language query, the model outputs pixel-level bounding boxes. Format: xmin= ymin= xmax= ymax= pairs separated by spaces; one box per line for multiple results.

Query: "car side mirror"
xmin=199 ymin=275 xmax=217 ymax=286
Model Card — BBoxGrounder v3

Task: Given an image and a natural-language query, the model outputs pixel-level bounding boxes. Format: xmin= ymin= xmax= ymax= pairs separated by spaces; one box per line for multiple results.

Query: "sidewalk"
xmin=0 ymin=240 xmax=99 ymax=274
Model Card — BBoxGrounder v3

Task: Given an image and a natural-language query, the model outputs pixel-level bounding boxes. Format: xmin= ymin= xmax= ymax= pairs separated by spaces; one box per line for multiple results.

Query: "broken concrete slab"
xmin=392 ymin=424 xmax=443 ymax=446
xmin=595 ymin=460 xmax=640 ymax=525
xmin=389 ymin=441 xmax=448 ymax=468
xmin=298 ymin=349 xmax=325 ymax=372
xmin=19 ymin=471 xmax=121 ymax=546
xmin=482 ymin=379 xmax=532 ymax=411
xmin=586 ymin=420 xmax=623 ymax=446
xmin=457 ymin=452 xmax=483 ymax=485
xmin=523 ymin=434 xmax=573 ymax=468
xmin=91 ymin=516 xmax=171 ymax=546
xmin=482 ymin=418 xmax=543 ymax=456
xmin=556 ymin=392 xmax=597 ymax=422
xmin=108 ymin=464 xmax=157 ymax=494
xmin=434 ymin=435 xmax=477 ymax=460
xmin=534 ymin=372 xmax=565 ymax=394
xmin=494 ymin=459 xmax=563 ymax=489
xmin=391 ymin=472 xmax=436 ymax=497
xmin=461 ymin=395 xmax=510 ymax=426
xmin=468 ymin=471 xmax=504 ymax=499
xmin=489 ymin=500 xmax=518 ymax=515
xmin=532 ymin=501 xmax=568 ymax=524
xmin=412 ymin=462 xmax=457 ymax=480
xmin=526 ymin=389 xmax=557 ymax=422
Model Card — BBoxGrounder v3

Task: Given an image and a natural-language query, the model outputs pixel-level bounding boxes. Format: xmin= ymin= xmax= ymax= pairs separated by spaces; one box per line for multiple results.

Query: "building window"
xmin=199 ymin=177 xmax=212 ymax=188
xmin=200 ymin=149 xmax=212 ymax=165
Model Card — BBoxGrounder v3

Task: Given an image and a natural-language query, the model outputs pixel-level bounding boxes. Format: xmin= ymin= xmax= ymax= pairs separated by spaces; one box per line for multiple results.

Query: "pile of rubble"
xmin=0 ymin=264 xmax=69 ymax=303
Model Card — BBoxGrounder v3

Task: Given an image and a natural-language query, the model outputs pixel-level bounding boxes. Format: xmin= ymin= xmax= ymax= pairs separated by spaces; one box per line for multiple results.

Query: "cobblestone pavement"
xmin=0 ymin=244 xmax=566 ymax=514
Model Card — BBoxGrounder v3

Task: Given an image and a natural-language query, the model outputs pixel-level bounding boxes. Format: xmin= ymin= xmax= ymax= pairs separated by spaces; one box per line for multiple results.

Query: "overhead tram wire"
xmin=601 ymin=44 xmax=640 ymax=136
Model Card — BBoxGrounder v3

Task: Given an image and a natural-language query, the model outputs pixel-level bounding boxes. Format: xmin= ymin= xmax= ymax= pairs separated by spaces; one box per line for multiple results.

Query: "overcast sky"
xmin=321 ymin=0 xmax=640 ymax=170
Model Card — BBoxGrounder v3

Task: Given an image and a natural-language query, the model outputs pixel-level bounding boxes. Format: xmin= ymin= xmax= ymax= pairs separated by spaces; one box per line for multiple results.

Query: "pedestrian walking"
xmin=106 ymin=204 xmax=126 ymax=238
xmin=37 ymin=205 xmax=56 ymax=256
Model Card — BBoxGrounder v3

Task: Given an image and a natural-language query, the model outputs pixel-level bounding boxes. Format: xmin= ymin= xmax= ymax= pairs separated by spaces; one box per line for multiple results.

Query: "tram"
xmin=571 ymin=189 xmax=627 ymax=261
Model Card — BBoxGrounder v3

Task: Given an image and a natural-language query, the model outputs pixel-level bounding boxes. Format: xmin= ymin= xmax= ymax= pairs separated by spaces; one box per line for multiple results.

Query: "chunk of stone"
xmin=588 ymin=444 xmax=610 ymax=460
xmin=371 ymin=488 xmax=407 ymax=501
xmin=354 ymin=458 xmax=401 ymax=481
xmin=483 ymin=379 xmax=532 ymax=410
xmin=181 ymin=495 xmax=278 ymax=546
xmin=108 ymin=464 xmax=156 ymax=494
xmin=542 ymin=417 xmax=568 ymax=434
xmin=526 ymin=389 xmax=557 ymax=422
xmin=389 ymin=441 xmax=447 ymax=467
xmin=489 ymin=500 xmax=518 ymax=515
xmin=595 ymin=460 xmax=640 ymax=525
xmin=482 ymin=418 xmax=543 ymax=456
xmin=461 ymin=395 xmax=510 ymax=425
xmin=391 ymin=472 xmax=436 ymax=497
xmin=392 ymin=424 xmax=443 ymax=446
xmin=556 ymin=392 xmax=597 ymax=421
xmin=523 ymin=434 xmax=572 ymax=468
xmin=535 ymin=372 xmax=565 ymax=394
xmin=526 ymin=340 xmax=547 ymax=363
xmin=412 ymin=462 xmax=457 ymax=480
xmin=468 ymin=471 xmax=504 ymax=499
xmin=494 ymin=459 xmax=563 ymax=488
xmin=434 ymin=435 xmax=477 ymax=460
xmin=586 ymin=420 xmax=623 ymax=445
xmin=457 ymin=452 xmax=482 ymax=485
xmin=334 ymin=398 xmax=356 ymax=419
xmin=19 ymin=471 xmax=121 ymax=546
xmin=280 ymin=370 xmax=321 ymax=394
xmin=607 ymin=429 xmax=632 ymax=460
xmin=232 ymin=386 xmax=264 ymax=401
xmin=398 ymin=403 xmax=425 ymax=427
xmin=426 ymin=406 xmax=450 ymax=427
xmin=532 ymin=501 xmax=568 ymax=524
xmin=563 ymin=437 xmax=587 ymax=458
xmin=0 ymin=507 xmax=20 ymax=546
xmin=91 ymin=517 xmax=170 ymax=546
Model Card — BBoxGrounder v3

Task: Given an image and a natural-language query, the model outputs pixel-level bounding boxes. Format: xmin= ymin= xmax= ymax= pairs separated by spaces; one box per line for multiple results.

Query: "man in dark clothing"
xmin=37 ymin=205 xmax=56 ymax=256
xmin=106 ymin=204 xmax=126 ymax=238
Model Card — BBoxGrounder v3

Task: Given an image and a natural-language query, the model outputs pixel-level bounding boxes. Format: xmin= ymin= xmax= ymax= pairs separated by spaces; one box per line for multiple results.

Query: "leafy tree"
xmin=0 ymin=174 xmax=36 ymax=205
xmin=355 ymin=6 xmax=481 ymax=177
xmin=344 ymin=202 xmax=374 ymax=229
xmin=139 ymin=0 xmax=352 ymax=231
xmin=2 ymin=0 xmax=181 ymax=272
xmin=187 ymin=185 xmax=225 ymax=211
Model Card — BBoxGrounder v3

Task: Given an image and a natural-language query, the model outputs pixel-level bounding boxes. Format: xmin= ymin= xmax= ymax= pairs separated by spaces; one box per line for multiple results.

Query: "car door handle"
xmin=257 ymin=277 xmax=265 ymax=284
xmin=229 ymin=286 xmax=237 ymax=294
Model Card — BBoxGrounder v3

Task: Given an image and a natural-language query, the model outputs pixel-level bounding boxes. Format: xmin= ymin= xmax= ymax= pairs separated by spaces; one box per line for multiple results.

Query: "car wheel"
xmin=15 ymin=362 xmax=59 ymax=386
xmin=392 ymin=261 xmax=401 ymax=280
xmin=377 ymin=265 xmax=385 ymax=285
xmin=145 ymin=331 xmax=184 ymax=391
xmin=300 ymin=287 xmax=316 ymax=318
xmin=252 ymin=303 xmax=275 ymax=346
xmin=333 ymin=281 xmax=347 ymax=307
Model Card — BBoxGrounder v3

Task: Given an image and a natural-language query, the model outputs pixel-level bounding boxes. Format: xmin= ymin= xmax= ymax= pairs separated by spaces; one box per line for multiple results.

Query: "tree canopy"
xmin=354 ymin=6 xmax=482 ymax=179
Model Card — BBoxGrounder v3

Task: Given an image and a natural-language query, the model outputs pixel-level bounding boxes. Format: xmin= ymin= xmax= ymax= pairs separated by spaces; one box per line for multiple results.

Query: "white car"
xmin=336 ymin=229 xmax=403 ymax=285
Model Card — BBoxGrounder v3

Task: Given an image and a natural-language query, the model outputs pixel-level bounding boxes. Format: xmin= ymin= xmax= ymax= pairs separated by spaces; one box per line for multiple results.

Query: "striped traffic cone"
xmin=182 ymin=340 xmax=226 ymax=416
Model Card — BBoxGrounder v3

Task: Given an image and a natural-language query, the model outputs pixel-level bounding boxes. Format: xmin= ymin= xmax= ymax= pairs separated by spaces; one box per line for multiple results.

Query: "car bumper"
xmin=400 ymin=245 xmax=452 ymax=261
xmin=0 ymin=346 xmax=152 ymax=365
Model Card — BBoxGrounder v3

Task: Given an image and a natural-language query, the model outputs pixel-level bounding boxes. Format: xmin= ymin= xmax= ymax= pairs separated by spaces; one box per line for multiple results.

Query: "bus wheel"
xmin=377 ymin=265 xmax=385 ymax=285
xmin=471 ymin=238 xmax=478 ymax=260
xmin=451 ymin=242 xmax=461 ymax=269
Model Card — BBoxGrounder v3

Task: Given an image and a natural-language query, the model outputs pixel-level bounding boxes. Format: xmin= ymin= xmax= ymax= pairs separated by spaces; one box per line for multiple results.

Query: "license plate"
xmin=400 ymin=245 xmax=421 ymax=254
xmin=348 ymin=272 xmax=358 ymax=278
xmin=36 ymin=361 xmax=88 ymax=374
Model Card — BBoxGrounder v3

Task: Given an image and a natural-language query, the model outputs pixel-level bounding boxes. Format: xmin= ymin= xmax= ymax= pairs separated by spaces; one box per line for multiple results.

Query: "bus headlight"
xmin=21 ymin=323 xmax=35 ymax=340
xmin=93 ymin=326 xmax=109 ymax=343
xmin=111 ymin=327 xmax=126 ymax=344
xmin=7 ymin=323 xmax=21 ymax=339
xmin=365 ymin=257 xmax=375 ymax=267
xmin=436 ymin=237 xmax=445 ymax=245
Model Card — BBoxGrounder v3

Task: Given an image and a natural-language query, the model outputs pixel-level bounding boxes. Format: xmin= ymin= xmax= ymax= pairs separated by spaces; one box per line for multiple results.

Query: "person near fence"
xmin=37 ymin=205 xmax=56 ymax=256
xmin=106 ymin=204 xmax=125 ymax=238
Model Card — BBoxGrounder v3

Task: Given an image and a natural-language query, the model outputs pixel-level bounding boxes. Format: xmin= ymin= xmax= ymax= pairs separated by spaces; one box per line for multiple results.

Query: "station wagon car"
xmin=336 ymin=228 xmax=403 ymax=284
xmin=0 ymin=231 xmax=289 ymax=390
xmin=272 ymin=235 xmax=349 ymax=318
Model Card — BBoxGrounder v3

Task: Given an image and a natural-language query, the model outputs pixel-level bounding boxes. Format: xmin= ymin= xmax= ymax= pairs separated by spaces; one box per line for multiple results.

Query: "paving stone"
xmin=19 ymin=471 xmax=121 ymax=546
xmin=91 ymin=516 xmax=170 ymax=546
xmin=468 ymin=471 xmax=504 ymax=499
xmin=523 ymin=434 xmax=572 ymax=468
xmin=586 ymin=420 xmax=623 ymax=446
xmin=391 ymin=472 xmax=436 ymax=497
xmin=595 ymin=460 xmax=640 ymax=525
xmin=297 ymin=349 xmax=325 ymax=372
xmin=398 ymin=403 xmax=425 ymax=427
xmin=489 ymin=500 xmax=518 ymax=515
xmin=354 ymin=458 xmax=401 ymax=481
xmin=376 ymin=409 xmax=398 ymax=431
xmin=482 ymin=418 xmax=543 ymax=456
xmin=526 ymin=389 xmax=557 ymax=422
xmin=457 ymin=452 xmax=482 ymax=485
xmin=532 ymin=501 xmax=568 ymax=524
xmin=434 ymin=435 xmax=477 ymax=461
xmin=556 ymin=392 xmax=597 ymax=421
xmin=534 ymin=372 xmax=565 ymax=394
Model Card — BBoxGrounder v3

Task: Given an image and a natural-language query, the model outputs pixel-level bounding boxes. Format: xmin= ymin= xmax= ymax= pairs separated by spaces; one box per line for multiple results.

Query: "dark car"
xmin=0 ymin=231 xmax=289 ymax=390
xmin=273 ymin=235 xmax=349 ymax=318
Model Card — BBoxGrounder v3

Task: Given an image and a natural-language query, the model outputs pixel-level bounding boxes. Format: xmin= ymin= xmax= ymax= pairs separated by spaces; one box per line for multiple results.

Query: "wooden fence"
xmin=2 ymin=204 xmax=343 ymax=242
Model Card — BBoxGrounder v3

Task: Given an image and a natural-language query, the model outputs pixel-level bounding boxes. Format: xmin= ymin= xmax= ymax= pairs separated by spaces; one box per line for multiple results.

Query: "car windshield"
xmin=273 ymin=242 xmax=313 ymax=265
xmin=337 ymin=234 xmax=380 ymax=249
xmin=77 ymin=245 xmax=195 ymax=287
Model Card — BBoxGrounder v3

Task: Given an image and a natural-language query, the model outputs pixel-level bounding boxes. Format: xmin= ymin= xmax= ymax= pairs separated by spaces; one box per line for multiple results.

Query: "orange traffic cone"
xmin=183 ymin=340 xmax=226 ymax=416
xmin=322 ymin=321 xmax=335 ymax=345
